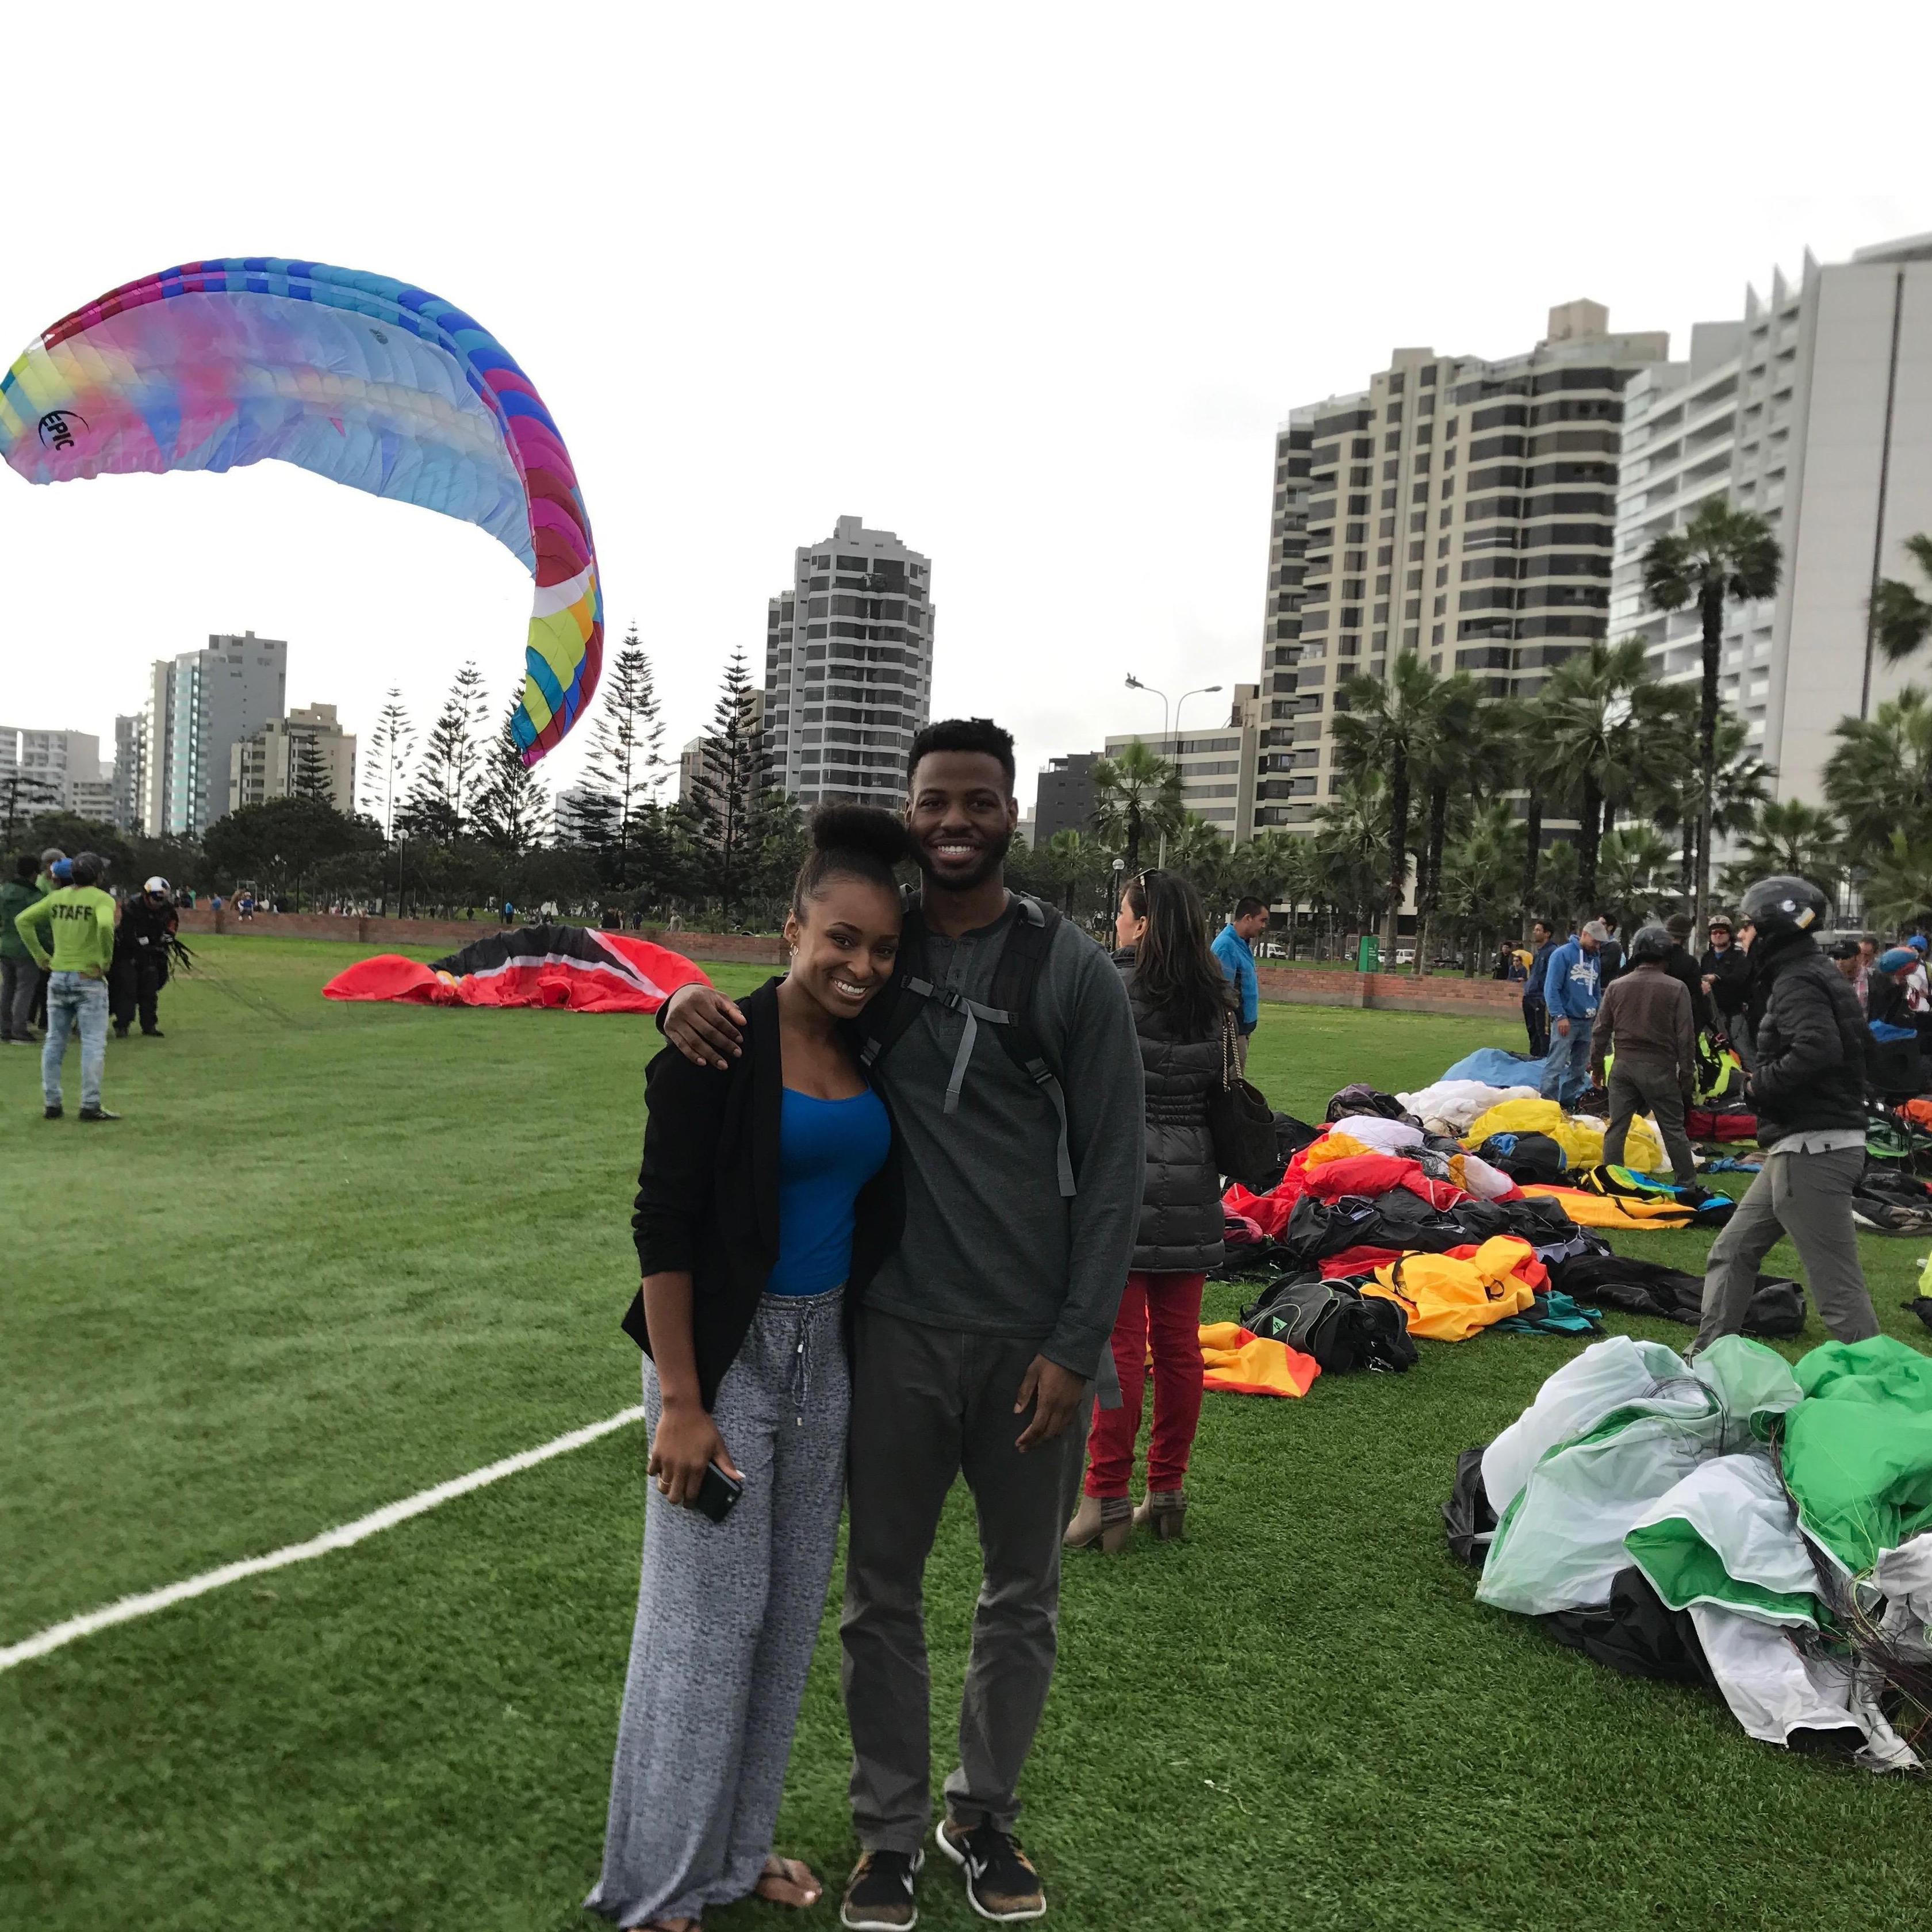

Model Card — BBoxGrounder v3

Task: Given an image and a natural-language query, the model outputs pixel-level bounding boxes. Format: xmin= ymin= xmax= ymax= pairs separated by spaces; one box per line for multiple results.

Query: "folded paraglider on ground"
xmin=1445 ymin=1334 xmax=1932 ymax=1772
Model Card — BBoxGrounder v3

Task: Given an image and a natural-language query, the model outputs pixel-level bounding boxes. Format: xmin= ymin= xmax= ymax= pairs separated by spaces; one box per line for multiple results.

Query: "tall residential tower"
xmin=762 ymin=516 xmax=934 ymax=809
xmin=141 ymin=631 xmax=289 ymax=835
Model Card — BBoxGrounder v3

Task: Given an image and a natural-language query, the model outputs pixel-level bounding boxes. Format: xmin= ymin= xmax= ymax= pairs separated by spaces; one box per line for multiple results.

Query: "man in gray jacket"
xmin=660 ymin=719 xmax=1145 ymax=1929
xmin=1590 ymin=924 xmax=1697 ymax=1184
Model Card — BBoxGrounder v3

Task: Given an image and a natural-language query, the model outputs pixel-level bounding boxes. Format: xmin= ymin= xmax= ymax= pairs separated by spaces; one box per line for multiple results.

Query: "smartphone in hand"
xmin=693 ymin=1460 xmax=743 ymax=1523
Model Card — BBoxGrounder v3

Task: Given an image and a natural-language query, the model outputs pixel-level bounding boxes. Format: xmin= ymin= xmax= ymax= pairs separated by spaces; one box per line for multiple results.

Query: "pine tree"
xmin=291 ymin=730 xmax=335 ymax=804
xmin=361 ymin=689 xmax=415 ymax=838
xmin=688 ymin=647 xmax=763 ymax=920
xmin=472 ymin=697 xmax=551 ymax=856
xmin=563 ymin=624 xmax=665 ymax=885
xmin=401 ymin=661 xmax=488 ymax=838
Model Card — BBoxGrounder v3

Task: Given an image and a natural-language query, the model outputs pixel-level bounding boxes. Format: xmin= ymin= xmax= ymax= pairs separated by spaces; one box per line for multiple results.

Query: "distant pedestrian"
xmin=1591 ymin=925 xmax=1697 ymax=1184
xmin=14 ymin=850 xmax=120 ymax=1121
xmin=28 ymin=848 xmax=66 ymax=1032
xmin=1212 ymin=895 xmax=1266 ymax=1074
xmin=1594 ymin=914 xmax=1625 ymax=987
xmin=1856 ymin=933 xmax=1881 ymax=1012
xmin=1522 ymin=918 xmax=1557 ymax=1057
xmin=1700 ymin=913 xmax=1752 ymax=1061
xmin=1661 ymin=913 xmax=1709 ymax=1029
xmin=2 ymin=853 xmax=48 ymax=1044
xmin=1697 ymin=877 xmax=1877 ymax=1352
xmin=1539 ymin=920 xmax=1604 ymax=1107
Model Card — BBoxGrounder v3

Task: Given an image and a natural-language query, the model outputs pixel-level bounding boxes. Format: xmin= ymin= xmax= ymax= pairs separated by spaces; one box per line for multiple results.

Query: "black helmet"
xmin=1739 ymin=875 xmax=1828 ymax=937
xmin=1628 ymin=923 xmax=1672 ymax=965
xmin=70 ymin=850 xmax=105 ymax=887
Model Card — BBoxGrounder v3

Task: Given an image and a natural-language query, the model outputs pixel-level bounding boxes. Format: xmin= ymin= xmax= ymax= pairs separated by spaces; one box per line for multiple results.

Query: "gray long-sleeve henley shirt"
xmin=860 ymin=899 xmax=1146 ymax=1380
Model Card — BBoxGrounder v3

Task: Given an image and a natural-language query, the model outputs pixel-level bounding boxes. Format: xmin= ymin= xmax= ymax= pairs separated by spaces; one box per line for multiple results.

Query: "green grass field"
xmin=3 ymin=938 xmax=1929 ymax=1931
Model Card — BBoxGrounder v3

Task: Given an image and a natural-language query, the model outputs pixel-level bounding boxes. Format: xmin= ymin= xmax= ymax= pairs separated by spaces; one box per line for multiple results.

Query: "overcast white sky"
xmin=4 ymin=3 xmax=1930 ymax=816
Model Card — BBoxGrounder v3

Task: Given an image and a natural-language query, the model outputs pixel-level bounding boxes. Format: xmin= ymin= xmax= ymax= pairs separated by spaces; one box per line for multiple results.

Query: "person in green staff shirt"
xmin=14 ymin=850 xmax=121 ymax=1121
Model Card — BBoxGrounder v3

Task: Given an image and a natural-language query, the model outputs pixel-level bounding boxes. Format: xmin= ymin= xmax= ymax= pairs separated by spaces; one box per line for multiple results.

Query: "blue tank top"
xmin=766 ymin=1086 xmax=892 ymax=1296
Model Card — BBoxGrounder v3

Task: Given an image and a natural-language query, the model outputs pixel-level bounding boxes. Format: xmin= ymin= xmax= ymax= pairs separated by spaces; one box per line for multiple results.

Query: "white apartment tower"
xmin=762 ymin=516 xmax=934 ymax=808
xmin=1612 ymin=234 xmax=1932 ymax=806
xmin=1252 ymin=304 xmax=1669 ymax=830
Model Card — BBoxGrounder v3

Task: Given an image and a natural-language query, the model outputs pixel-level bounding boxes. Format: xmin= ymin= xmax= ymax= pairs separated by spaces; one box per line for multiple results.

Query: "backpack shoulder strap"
xmin=984 ymin=896 xmax=1076 ymax=1197
xmin=854 ymin=899 xmax=931 ymax=1072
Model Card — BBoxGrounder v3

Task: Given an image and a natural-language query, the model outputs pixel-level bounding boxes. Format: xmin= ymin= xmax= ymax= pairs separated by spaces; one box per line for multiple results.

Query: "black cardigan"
xmin=622 ymin=976 xmax=904 ymax=1409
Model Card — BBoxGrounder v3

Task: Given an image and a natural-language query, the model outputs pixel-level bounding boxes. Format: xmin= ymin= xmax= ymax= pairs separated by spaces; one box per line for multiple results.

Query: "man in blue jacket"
xmin=1213 ymin=896 xmax=1266 ymax=1072
xmin=1539 ymin=920 xmax=1604 ymax=1106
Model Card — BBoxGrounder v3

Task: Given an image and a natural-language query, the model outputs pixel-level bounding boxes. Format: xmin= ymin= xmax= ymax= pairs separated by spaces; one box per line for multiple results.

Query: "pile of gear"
xmin=1445 ymin=1333 xmax=1932 ymax=1770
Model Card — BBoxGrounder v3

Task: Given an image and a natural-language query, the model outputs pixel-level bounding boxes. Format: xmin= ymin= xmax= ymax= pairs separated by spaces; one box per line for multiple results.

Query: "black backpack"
xmin=855 ymin=893 xmax=1076 ymax=1197
xmin=1240 ymin=1275 xmax=1417 ymax=1374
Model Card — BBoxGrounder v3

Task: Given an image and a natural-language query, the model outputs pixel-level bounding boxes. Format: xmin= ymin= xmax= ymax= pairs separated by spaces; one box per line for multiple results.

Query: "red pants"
xmin=1084 ymin=1270 xmax=1206 ymax=1497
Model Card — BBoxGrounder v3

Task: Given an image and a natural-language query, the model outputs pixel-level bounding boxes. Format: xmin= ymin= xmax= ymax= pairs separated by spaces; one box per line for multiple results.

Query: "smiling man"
xmin=660 ymin=718 xmax=1144 ymax=1927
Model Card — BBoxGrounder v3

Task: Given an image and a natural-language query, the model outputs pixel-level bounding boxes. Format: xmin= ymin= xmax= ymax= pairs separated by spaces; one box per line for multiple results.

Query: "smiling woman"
xmin=592 ymin=803 xmax=911 ymax=1931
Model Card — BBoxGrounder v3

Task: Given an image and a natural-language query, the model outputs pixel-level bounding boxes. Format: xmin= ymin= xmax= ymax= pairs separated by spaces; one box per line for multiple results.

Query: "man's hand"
xmin=1556 ymin=1015 xmax=1571 ymax=1037
xmin=1014 ymin=1355 xmax=1088 ymax=1451
xmin=662 ymin=983 xmax=747 ymax=1070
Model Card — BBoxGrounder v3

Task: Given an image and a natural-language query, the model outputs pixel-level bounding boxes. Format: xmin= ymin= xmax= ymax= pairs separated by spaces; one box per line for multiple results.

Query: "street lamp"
xmin=1124 ymin=673 xmax=1169 ymax=741
xmin=1110 ymin=854 xmax=1125 ymax=931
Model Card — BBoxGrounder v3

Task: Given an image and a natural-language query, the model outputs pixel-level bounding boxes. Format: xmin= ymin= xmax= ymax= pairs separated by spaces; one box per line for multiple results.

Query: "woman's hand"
xmin=648 ymin=1398 xmax=742 ymax=1508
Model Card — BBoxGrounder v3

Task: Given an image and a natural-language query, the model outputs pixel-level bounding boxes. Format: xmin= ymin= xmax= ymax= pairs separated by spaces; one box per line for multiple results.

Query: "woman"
xmin=1066 ymin=869 xmax=1230 ymax=1552
xmin=588 ymin=806 xmax=911 ymax=1932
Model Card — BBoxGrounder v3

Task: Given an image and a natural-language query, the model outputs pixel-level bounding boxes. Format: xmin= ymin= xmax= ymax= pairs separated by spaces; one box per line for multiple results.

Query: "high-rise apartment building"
xmin=141 ymin=631 xmax=289 ymax=835
xmin=1032 ymin=752 xmax=1099 ymax=846
xmin=762 ymin=515 xmax=934 ymax=808
xmin=1105 ymin=685 xmax=1262 ymax=842
xmin=1612 ymin=234 xmax=1932 ymax=806
xmin=113 ymin=713 xmax=145 ymax=831
xmin=1251 ymin=304 xmax=1669 ymax=830
xmin=0 ymin=726 xmax=104 ymax=814
xmin=229 ymin=703 xmax=358 ymax=812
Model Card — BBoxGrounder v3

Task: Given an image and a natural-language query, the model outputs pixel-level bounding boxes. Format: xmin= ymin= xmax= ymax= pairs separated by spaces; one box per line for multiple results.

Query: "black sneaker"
xmin=113 ymin=1025 xmax=129 ymax=1038
xmin=43 ymin=1104 xmax=63 ymax=1120
xmin=78 ymin=1106 xmax=121 ymax=1122
xmin=935 ymin=1818 xmax=1046 ymax=1922
xmin=141 ymin=1028 xmax=164 ymax=1038
xmin=841 ymin=1848 xmax=923 ymax=1930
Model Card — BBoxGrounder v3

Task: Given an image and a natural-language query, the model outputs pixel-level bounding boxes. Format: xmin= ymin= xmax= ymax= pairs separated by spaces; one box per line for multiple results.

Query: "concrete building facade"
xmin=762 ymin=515 xmax=934 ymax=809
xmin=113 ymin=713 xmax=145 ymax=831
xmin=0 ymin=726 xmax=104 ymax=815
xmin=142 ymin=631 xmax=289 ymax=835
xmin=1251 ymin=304 xmax=1669 ymax=829
xmin=229 ymin=702 xmax=358 ymax=813
xmin=1032 ymin=752 xmax=1099 ymax=846
xmin=1613 ymin=234 xmax=1932 ymax=806
xmin=1105 ymin=685 xmax=1261 ymax=842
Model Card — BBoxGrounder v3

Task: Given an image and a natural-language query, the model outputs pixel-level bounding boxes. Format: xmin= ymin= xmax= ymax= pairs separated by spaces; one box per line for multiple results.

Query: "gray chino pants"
xmin=1604 ymin=1048 xmax=1696 ymax=1184
xmin=1696 ymin=1146 xmax=1879 ymax=1352
xmin=841 ymin=1305 xmax=1089 ymax=1855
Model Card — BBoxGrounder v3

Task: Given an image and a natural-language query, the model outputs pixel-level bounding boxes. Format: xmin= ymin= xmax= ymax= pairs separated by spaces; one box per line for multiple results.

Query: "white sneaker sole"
xmin=933 ymin=1820 xmax=1048 ymax=1923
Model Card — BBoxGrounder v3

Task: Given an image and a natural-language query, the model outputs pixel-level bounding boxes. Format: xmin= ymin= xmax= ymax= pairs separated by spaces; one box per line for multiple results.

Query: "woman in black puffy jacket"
xmin=1066 ymin=869 xmax=1230 ymax=1551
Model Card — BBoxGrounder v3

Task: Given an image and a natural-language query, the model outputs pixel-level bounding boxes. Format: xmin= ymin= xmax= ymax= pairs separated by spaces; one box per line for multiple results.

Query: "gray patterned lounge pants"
xmin=586 ymin=1287 xmax=849 ymax=1927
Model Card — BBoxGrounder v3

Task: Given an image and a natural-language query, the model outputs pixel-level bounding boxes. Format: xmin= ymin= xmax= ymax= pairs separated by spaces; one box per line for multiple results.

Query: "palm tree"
xmin=1331 ymin=653 xmax=1448 ymax=959
xmin=1640 ymin=497 xmax=1782 ymax=921
xmin=1724 ymin=798 xmax=1842 ymax=902
xmin=1410 ymin=673 xmax=1482 ymax=973
xmin=1088 ymin=739 xmax=1182 ymax=874
xmin=1311 ymin=770 xmax=1390 ymax=956
xmin=1044 ymin=827 xmax=1103 ymax=918
xmin=1494 ymin=693 xmax=1564 ymax=931
xmin=1823 ymin=685 xmax=1932 ymax=853
xmin=1596 ymin=825 xmax=1674 ymax=936
xmin=1643 ymin=712 xmax=1772 ymax=901
xmin=1862 ymin=829 xmax=1932 ymax=929
xmin=1165 ymin=814 xmax=1233 ymax=902
xmin=1538 ymin=639 xmax=1695 ymax=918
xmin=1439 ymin=801 xmax=1527 ymax=974
xmin=1872 ymin=533 xmax=1932 ymax=674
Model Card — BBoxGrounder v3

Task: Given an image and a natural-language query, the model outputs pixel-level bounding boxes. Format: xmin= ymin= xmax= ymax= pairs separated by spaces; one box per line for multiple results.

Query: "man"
xmin=1590 ymin=925 xmax=1697 ymax=1184
xmin=1 ymin=853 xmax=47 ymax=1044
xmin=1213 ymin=896 xmax=1266 ymax=1073
xmin=14 ymin=850 xmax=121 ymax=1122
xmin=1521 ymin=918 xmax=1557 ymax=1057
xmin=1696 ymin=876 xmax=1877 ymax=1352
xmin=112 ymin=876 xmax=180 ymax=1038
xmin=25 ymin=847 xmax=66 ymax=1034
xmin=1539 ymin=920 xmax=1603 ymax=1108
xmin=659 ymin=719 xmax=1144 ymax=1929
xmin=1856 ymin=932 xmax=1881 ymax=1012
xmin=1594 ymin=914 xmax=1625 ymax=987
xmin=1700 ymin=913 xmax=1751 ymax=1059
xmin=1661 ymin=914 xmax=1708 ymax=1026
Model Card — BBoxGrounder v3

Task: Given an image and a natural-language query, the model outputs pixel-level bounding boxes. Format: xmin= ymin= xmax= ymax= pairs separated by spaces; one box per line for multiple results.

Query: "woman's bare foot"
xmin=754 ymin=1856 xmax=823 ymax=1908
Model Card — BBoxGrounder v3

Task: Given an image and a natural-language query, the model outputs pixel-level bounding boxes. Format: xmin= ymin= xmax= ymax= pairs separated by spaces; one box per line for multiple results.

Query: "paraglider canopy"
xmin=0 ymin=259 xmax=600 ymax=763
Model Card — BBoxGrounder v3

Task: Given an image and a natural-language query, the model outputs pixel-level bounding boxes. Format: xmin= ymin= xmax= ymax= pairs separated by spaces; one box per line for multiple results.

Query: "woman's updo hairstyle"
xmin=791 ymin=804 xmax=913 ymax=921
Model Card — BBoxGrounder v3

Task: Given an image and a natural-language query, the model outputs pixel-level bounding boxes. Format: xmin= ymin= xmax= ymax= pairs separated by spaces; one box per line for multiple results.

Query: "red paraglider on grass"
xmin=324 ymin=925 xmax=709 ymax=1014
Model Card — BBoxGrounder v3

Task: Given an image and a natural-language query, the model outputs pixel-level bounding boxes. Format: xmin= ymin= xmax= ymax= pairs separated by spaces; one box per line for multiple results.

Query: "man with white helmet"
xmin=112 ymin=876 xmax=181 ymax=1039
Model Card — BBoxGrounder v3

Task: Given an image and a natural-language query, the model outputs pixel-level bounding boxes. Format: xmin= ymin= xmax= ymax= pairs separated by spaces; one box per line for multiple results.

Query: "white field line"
xmin=1 ymin=1405 xmax=647 ymax=1675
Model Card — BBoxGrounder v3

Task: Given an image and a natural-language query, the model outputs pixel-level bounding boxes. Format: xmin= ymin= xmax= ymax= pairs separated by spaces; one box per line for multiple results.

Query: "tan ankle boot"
xmin=1133 ymin=1489 xmax=1188 ymax=1540
xmin=1064 ymin=1494 xmax=1133 ymax=1553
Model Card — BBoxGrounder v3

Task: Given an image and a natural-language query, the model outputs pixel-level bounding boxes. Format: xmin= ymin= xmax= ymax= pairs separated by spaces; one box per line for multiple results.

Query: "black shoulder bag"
xmin=1207 ymin=1009 xmax=1276 ymax=1187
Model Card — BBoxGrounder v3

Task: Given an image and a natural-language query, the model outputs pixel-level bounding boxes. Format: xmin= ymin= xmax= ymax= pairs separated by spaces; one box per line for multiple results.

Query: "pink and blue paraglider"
xmin=0 ymin=259 xmax=600 ymax=762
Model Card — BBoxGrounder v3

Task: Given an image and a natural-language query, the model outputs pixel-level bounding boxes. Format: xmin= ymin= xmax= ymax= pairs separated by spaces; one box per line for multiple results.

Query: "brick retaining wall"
xmin=1258 ymin=963 xmax=1524 ymax=1018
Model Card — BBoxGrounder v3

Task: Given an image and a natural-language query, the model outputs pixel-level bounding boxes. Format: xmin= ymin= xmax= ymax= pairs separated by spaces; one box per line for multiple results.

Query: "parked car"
xmin=1394 ymin=946 xmax=1416 ymax=965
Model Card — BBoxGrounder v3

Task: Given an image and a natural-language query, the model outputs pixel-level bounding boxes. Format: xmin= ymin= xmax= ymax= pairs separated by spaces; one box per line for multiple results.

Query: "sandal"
xmin=755 ymin=1856 xmax=823 ymax=1908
